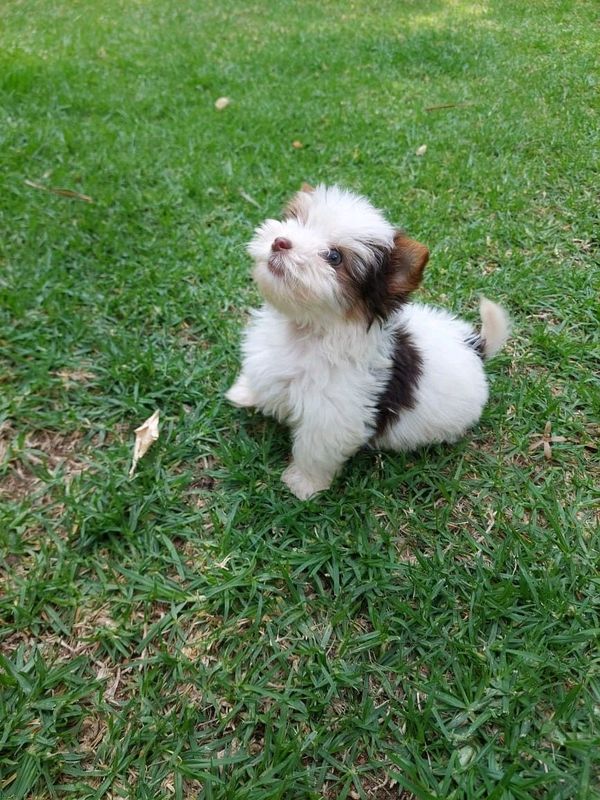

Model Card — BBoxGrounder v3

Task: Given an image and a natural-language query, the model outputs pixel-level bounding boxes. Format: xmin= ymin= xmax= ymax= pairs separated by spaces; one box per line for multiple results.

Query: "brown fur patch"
xmin=373 ymin=327 xmax=423 ymax=436
xmin=388 ymin=233 xmax=429 ymax=295
xmin=338 ymin=232 xmax=429 ymax=325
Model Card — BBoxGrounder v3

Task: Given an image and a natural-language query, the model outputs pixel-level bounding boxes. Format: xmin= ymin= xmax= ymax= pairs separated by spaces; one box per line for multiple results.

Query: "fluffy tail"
xmin=479 ymin=297 xmax=510 ymax=359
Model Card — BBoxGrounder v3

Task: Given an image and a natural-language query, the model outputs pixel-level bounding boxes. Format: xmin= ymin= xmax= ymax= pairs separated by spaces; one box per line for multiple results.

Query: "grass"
xmin=0 ymin=0 xmax=598 ymax=797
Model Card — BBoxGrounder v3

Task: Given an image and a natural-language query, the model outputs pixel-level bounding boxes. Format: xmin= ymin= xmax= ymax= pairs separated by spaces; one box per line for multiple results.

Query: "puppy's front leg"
xmin=225 ymin=372 xmax=257 ymax=408
xmin=282 ymin=418 xmax=364 ymax=500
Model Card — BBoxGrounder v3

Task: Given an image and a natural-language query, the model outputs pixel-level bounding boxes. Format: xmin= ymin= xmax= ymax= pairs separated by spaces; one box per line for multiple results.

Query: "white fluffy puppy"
xmin=227 ymin=185 xmax=510 ymax=500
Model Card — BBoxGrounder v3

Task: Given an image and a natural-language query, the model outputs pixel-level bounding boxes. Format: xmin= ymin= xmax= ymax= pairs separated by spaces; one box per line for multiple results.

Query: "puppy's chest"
xmin=255 ymin=334 xmax=335 ymax=394
xmin=249 ymin=329 xmax=386 ymax=422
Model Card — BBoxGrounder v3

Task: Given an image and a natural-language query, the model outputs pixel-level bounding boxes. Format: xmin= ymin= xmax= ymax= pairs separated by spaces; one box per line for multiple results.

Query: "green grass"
xmin=1 ymin=0 xmax=599 ymax=797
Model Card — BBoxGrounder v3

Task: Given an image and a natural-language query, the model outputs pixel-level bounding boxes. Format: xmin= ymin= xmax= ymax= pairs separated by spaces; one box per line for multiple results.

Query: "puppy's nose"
xmin=272 ymin=237 xmax=292 ymax=252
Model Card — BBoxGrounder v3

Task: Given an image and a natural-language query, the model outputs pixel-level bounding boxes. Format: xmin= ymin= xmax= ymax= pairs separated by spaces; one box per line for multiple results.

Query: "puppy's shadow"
xmin=222 ymin=404 xmax=472 ymax=505
xmin=344 ymin=440 xmax=470 ymax=499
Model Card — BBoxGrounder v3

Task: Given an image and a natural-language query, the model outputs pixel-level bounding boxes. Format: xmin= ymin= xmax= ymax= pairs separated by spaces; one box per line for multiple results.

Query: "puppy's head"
xmin=248 ymin=184 xmax=428 ymax=326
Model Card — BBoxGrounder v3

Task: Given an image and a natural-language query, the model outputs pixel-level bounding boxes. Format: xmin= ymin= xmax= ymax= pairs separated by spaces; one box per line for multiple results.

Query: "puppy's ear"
xmin=387 ymin=232 xmax=429 ymax=297
xmin=353 ymin=233 xmax=429 ymax=325
xmin=284 ymin=184 xmax=314 ymax=221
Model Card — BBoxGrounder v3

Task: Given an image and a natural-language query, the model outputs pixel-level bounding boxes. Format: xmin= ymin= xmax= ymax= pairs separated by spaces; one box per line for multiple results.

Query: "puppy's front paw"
xmin=225 ymin=376 xmax=257 ymax=408
xmin=282 ymin=463 xmax=331 ymax=500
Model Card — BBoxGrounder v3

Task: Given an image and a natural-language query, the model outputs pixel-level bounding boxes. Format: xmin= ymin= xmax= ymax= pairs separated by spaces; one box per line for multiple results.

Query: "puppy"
xmin=227 ymin=185 xmax=510 ymax=500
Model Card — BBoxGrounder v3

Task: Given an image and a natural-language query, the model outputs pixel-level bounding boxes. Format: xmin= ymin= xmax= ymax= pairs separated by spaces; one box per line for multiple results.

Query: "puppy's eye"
xmin=324 ymin=248 xmax=343 ymax=268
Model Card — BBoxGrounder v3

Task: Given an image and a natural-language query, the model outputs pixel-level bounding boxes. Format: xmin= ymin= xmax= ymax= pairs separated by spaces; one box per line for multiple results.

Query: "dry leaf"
xmin=104 ymin=667 xmax=121 ymax=703
xmin=55 ymin=368 xmax=96 ymax=385
xmin=129 ymin=410 xmax=160 ymax=477
xmin=214 ymin=96 xmax=230 ymax=110
xmin=96 ymin=665 xmax=111 ymax=682
xmin=292 ymin=140 xmax=303 ymax=149
xmin=528 ymin=420 xmax=567 ymax=461
xmin=415 ymin=144 xmax=427 ymax=156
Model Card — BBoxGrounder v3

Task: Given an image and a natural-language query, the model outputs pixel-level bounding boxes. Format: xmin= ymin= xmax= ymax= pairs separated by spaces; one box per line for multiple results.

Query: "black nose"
xmin=272 ymin=237 xmax=292 ymax=252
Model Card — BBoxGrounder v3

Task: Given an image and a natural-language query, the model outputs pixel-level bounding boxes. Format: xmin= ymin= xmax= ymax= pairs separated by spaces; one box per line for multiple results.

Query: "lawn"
xmin=1 ymin=0 xmax=599 ymax=798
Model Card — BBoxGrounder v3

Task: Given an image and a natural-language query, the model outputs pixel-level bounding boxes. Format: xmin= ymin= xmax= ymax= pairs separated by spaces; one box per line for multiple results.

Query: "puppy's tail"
xmin=478 ymin=297 xmax=510 ymax=359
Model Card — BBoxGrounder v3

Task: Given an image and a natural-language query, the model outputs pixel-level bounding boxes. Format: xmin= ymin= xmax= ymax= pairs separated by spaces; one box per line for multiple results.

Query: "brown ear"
xmin=300 ymin=182 xmax=315 ymax=193
xmin=388 ymin=232 xmax=429 ymax=296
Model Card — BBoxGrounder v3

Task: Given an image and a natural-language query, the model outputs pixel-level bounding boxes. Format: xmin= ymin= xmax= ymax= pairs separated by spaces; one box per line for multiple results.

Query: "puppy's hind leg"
xmin=225 ymin=373 xmax=257 ymax=408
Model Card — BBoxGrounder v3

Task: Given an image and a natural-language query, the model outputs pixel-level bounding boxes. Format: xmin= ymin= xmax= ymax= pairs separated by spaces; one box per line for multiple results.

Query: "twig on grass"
xmin=425 ymin=102 xmax=474 ymax=112
xmin=25 ymin=179 xmax=94 ymax=203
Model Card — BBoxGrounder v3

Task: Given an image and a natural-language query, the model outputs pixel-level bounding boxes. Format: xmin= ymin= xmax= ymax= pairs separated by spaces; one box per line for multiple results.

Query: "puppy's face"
xmin=248 ymin=185 xmax=429 ymax=325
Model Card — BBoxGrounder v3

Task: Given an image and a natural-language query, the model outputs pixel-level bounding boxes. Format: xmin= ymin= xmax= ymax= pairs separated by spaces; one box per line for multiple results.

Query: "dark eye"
xmin=324 ymin=248 xmax=343 ymax=268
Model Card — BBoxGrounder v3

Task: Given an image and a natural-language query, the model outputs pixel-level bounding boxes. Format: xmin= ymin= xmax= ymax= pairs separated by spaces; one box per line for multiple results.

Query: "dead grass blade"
xmin=425 ymin=102 xmax=474 ymax=112
xmin=24 ymin=179 xmax=94 ymax=203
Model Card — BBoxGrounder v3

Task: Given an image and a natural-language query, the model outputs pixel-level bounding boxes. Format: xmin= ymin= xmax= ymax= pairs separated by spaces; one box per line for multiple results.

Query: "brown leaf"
xmin=103 ymin=667 xmax=121 ymax=703
xmin=528 ymin=420 xmax=567 ymax=461
xmin=129 ymin=410 xmax=160 ymax=477
xmin=292 ymin=140 xmax=303 ymax=149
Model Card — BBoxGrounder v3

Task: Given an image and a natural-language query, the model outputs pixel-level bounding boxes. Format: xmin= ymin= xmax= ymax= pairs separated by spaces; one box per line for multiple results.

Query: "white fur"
xmin=227 ymin=185 xmax=509 ymax=499
xmin=374 ymin=305 xmax=490 ymax=452
xmin=248 ymin=185 xmax=395 ymax=326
